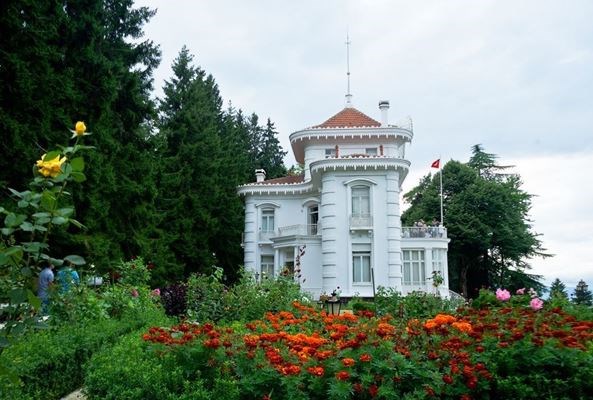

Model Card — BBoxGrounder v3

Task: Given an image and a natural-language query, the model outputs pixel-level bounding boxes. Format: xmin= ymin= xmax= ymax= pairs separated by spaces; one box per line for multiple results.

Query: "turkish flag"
xmin=431 ymin=159 xmax=440 ymax=169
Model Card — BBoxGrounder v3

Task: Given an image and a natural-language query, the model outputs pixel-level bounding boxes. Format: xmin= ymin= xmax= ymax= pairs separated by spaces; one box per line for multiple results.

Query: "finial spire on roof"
xmin=345 ymin=30 xmax=352 ymax=108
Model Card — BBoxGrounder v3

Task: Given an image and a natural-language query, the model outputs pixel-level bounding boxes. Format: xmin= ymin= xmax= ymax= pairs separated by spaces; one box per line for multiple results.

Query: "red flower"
xmin=336 ymin=371 xmax=350 ymax=381
xmin=359 ymin=353 xmax=372 ymax=362
xmin=443 ymin=374 xmax=454 ymax=384
xmin=342 ymin=357 xmax=355 ymax=367
xmin=368 ymin=384 xmax=378 ymax=397
xmin=306 ymin=366 xmax=324 ymax=376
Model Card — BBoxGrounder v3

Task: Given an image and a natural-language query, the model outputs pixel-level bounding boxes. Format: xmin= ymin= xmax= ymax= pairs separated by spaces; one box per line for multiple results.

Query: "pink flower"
xmin=496 ymin=288 xmax=511 ymax=301
xmin=516 ymin=288 xmax=525 ymax=295
xmin=530 ymin=297 xmax=544 ymax=311
xmin=131 ymin=288 xmax=139 ymax=298
xmin=151 ymin=288 xmax=161 ymax=296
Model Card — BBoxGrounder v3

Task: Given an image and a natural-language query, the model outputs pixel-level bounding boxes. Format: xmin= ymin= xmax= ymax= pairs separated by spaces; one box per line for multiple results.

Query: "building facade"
xmin=238 ymin=100 xmax=449 ymax=299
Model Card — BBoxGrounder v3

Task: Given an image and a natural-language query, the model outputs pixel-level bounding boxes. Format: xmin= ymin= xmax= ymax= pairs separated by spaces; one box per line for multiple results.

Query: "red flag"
xmin=431 ymin=159 xmax=440 ymax=169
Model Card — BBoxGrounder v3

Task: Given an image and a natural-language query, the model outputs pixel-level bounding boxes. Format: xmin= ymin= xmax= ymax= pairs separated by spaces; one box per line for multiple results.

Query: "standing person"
xmin=56 ymin=262 xmax=80 ymax=294
xmin=38 ymin=264 xmax=55 ymax=314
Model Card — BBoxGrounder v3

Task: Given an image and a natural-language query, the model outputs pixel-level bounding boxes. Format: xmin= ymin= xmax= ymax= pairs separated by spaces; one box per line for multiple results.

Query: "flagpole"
xmin=439 ymin=161 xmax=444 ymax=225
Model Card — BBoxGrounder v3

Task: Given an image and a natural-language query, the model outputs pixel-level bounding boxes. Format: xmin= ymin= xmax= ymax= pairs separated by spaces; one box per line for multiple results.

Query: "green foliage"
xmin=549 ymin=277 xmax=568 ymax=300
xmin=373 ymin=287 xmax=465 ymax=319
xmin=572 ymin=279 xmax=593 ymax=306
xmin=84 ymin=331 xmax=210 ymax=400
xmin=402 ymin=146 xmax=547 ymax=298
xmin=185 ymin=268 xmax=310 ymax=323
xmin=0 ymin=307 xmax=170 ymax=400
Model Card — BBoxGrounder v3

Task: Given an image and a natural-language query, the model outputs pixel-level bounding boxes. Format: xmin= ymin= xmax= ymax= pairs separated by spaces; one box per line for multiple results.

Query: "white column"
xmin=320 ymin=175 xmax=338 ymax=293
xmin=244 ymin=199 xmax=257 ymax=273
xmin=386 ymin=171 xmax=402 ymax=289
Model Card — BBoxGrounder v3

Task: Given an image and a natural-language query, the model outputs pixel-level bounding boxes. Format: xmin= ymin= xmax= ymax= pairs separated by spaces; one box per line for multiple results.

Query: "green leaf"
xmin=32 ymin=212 xmax=51 ymax=218
xmin=33 ymin=225 xmax=48 ymax=232
xmin=0 ymin=362 xmax=22 ymax=386
xmin=71 ymin=171 xmax=86 ymax=182
xmin=9 ymin=288 xmax=28 ymax=304
xmin=56 ymin=207 xmax=74 ymax=218
xmin=69 ymin=219 xmax=86 ymax=229
xmin=71 ymin=157 xmax=85 ymax=172
xmin=20 ymin=266 xmax=33 ymax=277
xmin=43 ymin=150 xmax=61 ymax=161
xmin=27 ymin=289 xmax=41 ymax=309
xmin=53 ymin=163 xmax=71 ymax=182
xmin=19 ymin=221 xmax=34 ymax=232
xmin=17 ymin=200 xmax=29 ymax=208
xmin=1 ymin=227 xmax=14 ymax=236
xmin=51 ymin=216 xmax=67 ymax=225
xmin=40 ymin=191 xmax=56 ymax=211
xmin=5 ymin=213 xmax=26 ymax=228
xmin=8 ymin=188 xmax=23 ymax=198
xmin=64 ymin=254 xmax=86 ymax=266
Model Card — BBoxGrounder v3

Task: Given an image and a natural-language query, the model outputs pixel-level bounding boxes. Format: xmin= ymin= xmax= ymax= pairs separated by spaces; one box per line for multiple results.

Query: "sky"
xmin=134 ymin=0 xmax=593 ymax=291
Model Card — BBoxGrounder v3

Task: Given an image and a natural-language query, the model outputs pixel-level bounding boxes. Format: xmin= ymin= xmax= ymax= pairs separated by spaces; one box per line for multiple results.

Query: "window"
xmin=308 ymin=205 xmax=319 ymax=235
xmin=325 ymin=148 xmax=336 ymax=158
xmin=260 ymin=255 xmax=274 ymax=278
xmin=403 ymin=250 xmax=425 ymax=285
xmin=261 ymin=209 xmax=275 ymax=232
xmin=351 ymin=186 xmax=370 ymax=216
xmin=365 ymin=147 xmax=377 ymax=156
xmin=353 ymin=252 xmax=371 ymax=283
xmin=432 ymin=248 xmax=445 ymax=279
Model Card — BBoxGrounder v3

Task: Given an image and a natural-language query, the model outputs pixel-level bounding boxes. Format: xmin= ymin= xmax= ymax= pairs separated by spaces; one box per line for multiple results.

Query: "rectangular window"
xmin=365 ymin=147 xmax=377 ymax=156
xmin=432 ymin=248 xmax=445 ymax=279
xmin=260 ymin=255 xmax=274 ymax=278
xmin=351 ymin=186 xmax=370 ymax=216
xmin=353 ymin=252 xmax=371 ymax=283
xmin=261 ymin=209 xmax=275 ymax=232
xmin=325 ymin=148 xmax=336 ymax=158
xmin=308 ymin=205 xmax=319 ymax=235
xmin=403 ymin=250 xmax=425 ymax=285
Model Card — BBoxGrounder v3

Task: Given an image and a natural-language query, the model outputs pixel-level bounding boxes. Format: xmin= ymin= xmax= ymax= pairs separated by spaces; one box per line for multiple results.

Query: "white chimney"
xmin=379 ymin=100 xmax=390 ymax=127
xmin=255 ymin=169 xmax=266 ymax=183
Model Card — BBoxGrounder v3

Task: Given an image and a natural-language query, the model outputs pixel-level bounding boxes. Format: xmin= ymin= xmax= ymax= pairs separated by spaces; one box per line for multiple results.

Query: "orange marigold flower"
xmin=433 ymin=314 xmax=457 ymax=325
xmin=336 ymin=371 xmax=350 ymax=381
xmin=342 ymin=357 xmax=355 ymax=367
xmin=376 ymin=322 xmax=396 ymax=337
xmin=307 ymin=366 xmax=324 ymax=376
xmin=243 ymin=334 xmax=260 ymax=348
xmin=442 ymin=374 xmax=454 ymax=384
xmin=452 ymin=322 xmax=473 ymax=333
xmin=359 ymin=353 xmax=372 ymax=362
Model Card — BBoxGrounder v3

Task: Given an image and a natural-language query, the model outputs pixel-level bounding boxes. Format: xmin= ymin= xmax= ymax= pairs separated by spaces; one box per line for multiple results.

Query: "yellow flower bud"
xmin=75 ymin=121 xmax=86 ymax=136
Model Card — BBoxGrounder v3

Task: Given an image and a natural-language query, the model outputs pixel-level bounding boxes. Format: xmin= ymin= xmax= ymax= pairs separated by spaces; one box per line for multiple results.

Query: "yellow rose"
xmin=36 ymin=154 xmax=67 ymax=178
xmin=75 ymin=121 xmax=86 ymax=136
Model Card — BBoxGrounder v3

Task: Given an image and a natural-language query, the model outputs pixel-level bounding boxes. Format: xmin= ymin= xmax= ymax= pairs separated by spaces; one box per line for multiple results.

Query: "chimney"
xmin=255 ymin=169 xmax=266 ymax=183
xmin=379 ymin=100 xmax=390 ymax=127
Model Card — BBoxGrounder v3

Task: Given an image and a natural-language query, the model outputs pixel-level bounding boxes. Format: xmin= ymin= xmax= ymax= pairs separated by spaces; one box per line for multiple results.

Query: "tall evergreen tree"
xmin=258 ymin=119 xmax=288 ymax=179
xmin=549 ymin=278 xmax=568 ymax=300
xmin=0 ymin=0 xmax=162 ymax=273
xmin=572 ymin=279 xmax=593 ymax=306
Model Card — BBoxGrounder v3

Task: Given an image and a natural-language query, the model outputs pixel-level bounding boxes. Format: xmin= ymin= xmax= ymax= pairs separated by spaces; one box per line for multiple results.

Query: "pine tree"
xmin=572 ymin=280 xmax=593 ymax=306
xmin=549 ymin=278 xmax=568 ymax=299
xmin=258 ymin=119 xmax=287 ymax=179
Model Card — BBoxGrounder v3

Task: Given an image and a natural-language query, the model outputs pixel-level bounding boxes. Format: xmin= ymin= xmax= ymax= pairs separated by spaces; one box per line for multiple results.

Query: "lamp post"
xmin=325 ymin=299 xmax=341 ymax=315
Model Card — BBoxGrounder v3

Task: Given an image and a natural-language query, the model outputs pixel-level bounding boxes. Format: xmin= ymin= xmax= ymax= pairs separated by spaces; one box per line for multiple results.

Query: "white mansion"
xmin=237 ymin=100 xmax=449 ymax=299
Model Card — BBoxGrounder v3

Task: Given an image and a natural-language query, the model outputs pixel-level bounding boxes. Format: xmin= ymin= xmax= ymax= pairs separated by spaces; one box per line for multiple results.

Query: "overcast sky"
xmin=135 ymin=0 xmax=593 ymax=290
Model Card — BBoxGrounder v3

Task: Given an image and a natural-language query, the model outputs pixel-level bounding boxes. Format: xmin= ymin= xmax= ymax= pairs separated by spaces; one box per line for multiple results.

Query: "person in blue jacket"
xmin=56 ymin=262 xmax=80 ymax=294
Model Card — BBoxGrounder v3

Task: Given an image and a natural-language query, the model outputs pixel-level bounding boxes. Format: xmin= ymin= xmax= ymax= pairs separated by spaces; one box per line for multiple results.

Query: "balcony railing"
xmin=277 ymin=224 xmax=320 ymax=237
xmin=402 ymin=226 xmax=447 ymax=239
xmin=259 ymin=230 xmax=275 ymax=241
xmin=350 ymin=214 xmax=373 ymax=229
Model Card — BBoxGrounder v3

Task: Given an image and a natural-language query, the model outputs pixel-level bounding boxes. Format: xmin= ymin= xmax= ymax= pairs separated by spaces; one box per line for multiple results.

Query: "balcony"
xmin=277 ymin=224 xmax=320 ymax=237
xmin=350 ymin=214 xmax=373 ymax=230
xmin=402 ymin=226 xmax=447 ymax=239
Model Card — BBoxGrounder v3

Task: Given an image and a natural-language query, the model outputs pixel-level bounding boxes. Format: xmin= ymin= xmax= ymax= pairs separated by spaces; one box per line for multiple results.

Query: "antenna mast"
xmin=345 ymin=30 xmax=352 ymax=107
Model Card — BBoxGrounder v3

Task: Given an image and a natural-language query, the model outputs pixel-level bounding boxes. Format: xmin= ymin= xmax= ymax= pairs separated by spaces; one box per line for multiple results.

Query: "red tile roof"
xmin=258 ymin=174 xmax=305 ymax=185
xmin=313 ymin=107 xmax=381 ymax=128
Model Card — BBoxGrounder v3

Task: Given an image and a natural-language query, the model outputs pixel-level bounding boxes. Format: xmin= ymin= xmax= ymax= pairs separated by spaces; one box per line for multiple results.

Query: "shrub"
xmin=374 ymin=287 xmax=464 ymax=318
xmin=0 ymin=306 xmax=169 ymax=399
